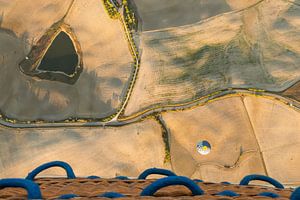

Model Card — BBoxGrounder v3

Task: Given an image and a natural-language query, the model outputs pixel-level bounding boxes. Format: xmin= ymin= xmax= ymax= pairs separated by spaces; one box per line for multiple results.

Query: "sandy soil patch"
xmin=0 ymin=119 xmax=166 ymax=178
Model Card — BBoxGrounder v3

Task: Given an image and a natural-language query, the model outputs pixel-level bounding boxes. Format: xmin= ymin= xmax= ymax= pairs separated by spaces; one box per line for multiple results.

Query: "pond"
xmin=38 ymin=31 xmax=78 ymax=76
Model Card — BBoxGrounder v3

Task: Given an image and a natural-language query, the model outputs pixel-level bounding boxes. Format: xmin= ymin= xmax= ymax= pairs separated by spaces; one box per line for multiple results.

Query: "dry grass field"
xmin=0 ymin=0 xmax=132 ymax=121
xmin=161 ymin=95 xmax=300 ymax=185
xmin=0 ymin=118 xmax=167 ymax=178
xmin=0 ymin=0 xmax=300 ymax=187
xmin=131 ymin=0 xmax=232 ymax=31
xmin=124 ymin=0 xmax=300 ymax=116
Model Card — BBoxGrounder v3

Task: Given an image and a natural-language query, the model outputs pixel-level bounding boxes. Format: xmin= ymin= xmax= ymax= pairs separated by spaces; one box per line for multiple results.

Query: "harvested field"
xmin=0 ymin=0 xmax=300 ymax=190
xmin=0 ymin=0 xmax=133 ymax=121
xmin=124 ymin=0 xmax=300 ymax=116
xmin=131 ymin=0 xmax=231 ymax=31
xmin=161 ymin=96 xmax=266 ymax=183
xmin=161 ymin=95 xmax=300 ymax=185
xmin=244 ymin=96 xmax=300 ymax=185
xmin=0 ymin=119 xmax=167 ymax=178
xmin=282 ymin=81 xmax=300 ymax=101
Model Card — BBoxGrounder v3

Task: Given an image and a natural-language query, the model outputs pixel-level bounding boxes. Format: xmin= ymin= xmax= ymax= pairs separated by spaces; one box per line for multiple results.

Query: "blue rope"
xmin=140 ymin=176 xmax=204 ymax=196
xmin=98 ymin=192 xmax=125 ymax=198
xmin=216 ymin=190 xmax=239 ymax=197
xmin=58 ymin=194 xmax=79 ymax=199
xmin=138 ymin=168 xmax=177 ymax=179
xmin=258 ymin=192 xmax=279 ymax=198
xmin=26 ymin=161 xmax=76 ymax=181
xmin=115 ymin=176 xmax=129 ymax=180
xmin=0 ymin=178 xmax=42 ymax=199
xmin=87 ymin=175 xmax=101 ymax=179
xmin=239 ymin=174 xmax=284 ymax=189
xmin=193 ymin=179 xmax=203 ymax=183
xmin=221 ymin=181 xmax=231 ymax=185
xmin=290 ymin=187 xmax=300 ymax=200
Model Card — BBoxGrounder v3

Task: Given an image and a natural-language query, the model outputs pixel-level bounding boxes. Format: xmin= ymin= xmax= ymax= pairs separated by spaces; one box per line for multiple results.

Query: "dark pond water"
xmin=38 ymin=31 xmax=78 ymax=76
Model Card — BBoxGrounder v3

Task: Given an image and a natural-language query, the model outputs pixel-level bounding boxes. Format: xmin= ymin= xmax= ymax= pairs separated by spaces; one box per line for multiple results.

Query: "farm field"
xmin=0 ymin=0 xmax=300 ymax=188
xmin=0 ymin=0 xmax=132 ymax=121
xmin=124 ymin=0 xmax=300 ymax=116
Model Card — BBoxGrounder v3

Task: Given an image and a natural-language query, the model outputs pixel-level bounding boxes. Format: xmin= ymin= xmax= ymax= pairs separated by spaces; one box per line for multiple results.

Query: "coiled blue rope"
xmin=140 ymin=176 xmax=204 ymax=196
xmin=98 ymin=192 xmax=125 ymax=198
xmin=290 ymin=187 xmax=300 ymax=200
xmin=258 ymin=192 xmax=279 ymax=198
xmin=239 ymin=174 xmax=284 ymax=189
xmin=138 ymin=168 xmax=177 ymax=179
xmin=26 ymin=161 xmax=76 ymax=181
xmin=57 ymin=194 xmax=79 ymax=199
xmin=216 ymin=190 xmax=239 ymax=197
xmin=0 ymin=178 xmax=42 ymax=199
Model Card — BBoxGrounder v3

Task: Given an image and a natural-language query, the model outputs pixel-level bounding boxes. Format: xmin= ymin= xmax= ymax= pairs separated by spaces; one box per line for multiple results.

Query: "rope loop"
xmin=138 ymin=168 xmax=176 ymax=179
xmin=216 ymin=190 xmax=239 ymax=197
xmin=221 ymin=181 xmax=231 ymax=185
xmin=0 ymin=178 xmax=42 ymax=199
xmin=239 ymin=174 xmax=284 ymax=189
xmin=98 ymin=192 xmax=125 ymax=198
xmin=87 ymin=175 xmax=101 ymax=179
xmin=193 ymin=179 xmax=203 ymax=183
xmin=26 ymin=161 xmax=76 ymax=181
xmin=115 ymin=176 xmax=129 ymax=180
xmin=140 ymin=176 xmax=204 ymax=196
xmin=258 ymin=192 xmax=279 ymax=198
xmin=57 ymin=194 xmax=79 ymax=199
xmin=290 ymin=187 xmax=300 ymax=200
